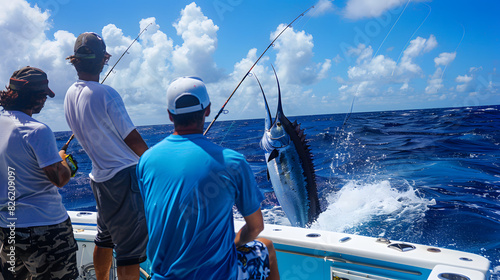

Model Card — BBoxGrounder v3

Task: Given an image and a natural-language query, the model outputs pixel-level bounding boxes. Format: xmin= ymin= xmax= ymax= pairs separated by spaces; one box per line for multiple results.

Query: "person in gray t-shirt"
xmin=0 ymin=66 xmax=78 ymax=279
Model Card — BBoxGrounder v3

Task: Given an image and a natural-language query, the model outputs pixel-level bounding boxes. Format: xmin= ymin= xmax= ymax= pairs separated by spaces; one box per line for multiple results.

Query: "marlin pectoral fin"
xmin=268 ymin=149 xmax=279 ymax=162
xmin=267 ymin=169 xmax=270 ymax=181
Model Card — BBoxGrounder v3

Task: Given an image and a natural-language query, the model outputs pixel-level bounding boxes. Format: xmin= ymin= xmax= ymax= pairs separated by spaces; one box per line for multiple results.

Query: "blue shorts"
xmin=237 ymin=240 xmax=270 ymax=280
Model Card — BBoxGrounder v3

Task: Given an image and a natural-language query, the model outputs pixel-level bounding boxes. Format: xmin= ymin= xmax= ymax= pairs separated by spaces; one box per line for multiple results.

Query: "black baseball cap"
xmin=9 ymin=66 xmax=55 ymax=97
xmin=74 ymin=32 xmax=109 ymax=60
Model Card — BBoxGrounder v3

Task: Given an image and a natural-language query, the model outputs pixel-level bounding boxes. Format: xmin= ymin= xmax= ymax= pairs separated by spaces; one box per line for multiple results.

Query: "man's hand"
xmin=42 ymin=150 xmax=72 ymax=188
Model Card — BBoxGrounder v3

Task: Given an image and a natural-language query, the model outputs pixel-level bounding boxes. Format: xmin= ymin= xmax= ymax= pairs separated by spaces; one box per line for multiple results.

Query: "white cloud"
xmin=0 ymin=0 xmax=362 ymax=131
xmin=397 ymin=35 xmax=437 ymax=75
xmin=271 ymin=24 xmax=331 ymax=85
xmin=172 ymin=2 xmax=221 ymax=82
xmin=434 ymin=52 xmax=456 ymax=67
xmin=343 ymin=0 xmax=406 ymax=19
xmin=102 ymin=18 xmax=174 ymax=108
xmin=454 ymin=72 xmax=474 ymax=93
xmin=425 ymin=68 xmax=444 ymax=94
xmin=0 ymin=0 xmax=75 ymax=93
xmin=312 ymin=0 xmax=335 ymax=17
xmin=402 ymin=35 xmax=437 ymax=58
xmin=455 ymin=74 xmax=472 ymax=84
xmin=0 ymin=0 xmax=78 ymax=130
xmin=340 ymin=35 xmax=436 ymax=99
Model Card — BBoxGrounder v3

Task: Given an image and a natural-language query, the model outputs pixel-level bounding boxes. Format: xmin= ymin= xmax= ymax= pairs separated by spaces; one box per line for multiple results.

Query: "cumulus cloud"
xmin=311 ymin=0 xmax=335 ymax=17
xmin=456 ymin=74 xmax=472 ymax=84
xmin=172 ymin=2 xmax=221 ymax=82
xmin=454 ymin=70 xmax=479 ymax=93
xmin=0 ymin=0 xmax=345 ymax=131
xmin=425 ymin=68 xmax=444 ymax=94
xmin=339 ymin=35 xmax=437 ymax=99
xmin=0 ymin=0 xmax=79 ymax=129
xmin=0 ymin=0 xmax=75 ymax=94
xmin=347 ymin=46 xmax=396 ymax=80
xmin=434 ymin=52 xmax=456 ymax=67
xmin=272 ymin=24 xmax=331 ymax=85
xmin=102 ymin=18 xmax=174 ymax=108
xmin=397 ymin=35 xmax=437 ymax=75
xmin=343 ymin=0 xmax=407 ymax=19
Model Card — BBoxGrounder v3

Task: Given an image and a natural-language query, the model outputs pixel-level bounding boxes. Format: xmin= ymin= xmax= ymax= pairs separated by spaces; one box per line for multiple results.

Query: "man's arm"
xmin=235 ymin=208 xmax=265 ymax=248
xmin=42 ymin=150 xmax=71 ymax=188
xmin=124 ymin=129 xmax=148 ymax=157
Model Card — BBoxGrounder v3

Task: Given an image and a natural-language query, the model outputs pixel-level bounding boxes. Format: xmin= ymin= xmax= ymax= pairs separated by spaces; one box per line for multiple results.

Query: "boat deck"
xmin=69 ymin=211 xmax=490 ymax=280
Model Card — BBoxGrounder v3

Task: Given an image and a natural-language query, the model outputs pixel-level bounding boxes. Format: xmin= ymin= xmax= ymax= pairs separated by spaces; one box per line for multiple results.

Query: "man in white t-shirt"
xmin=64 ymin=32 xmax=148 ymax=280
xmin=0 ymin=66 xmax=78 ymax=279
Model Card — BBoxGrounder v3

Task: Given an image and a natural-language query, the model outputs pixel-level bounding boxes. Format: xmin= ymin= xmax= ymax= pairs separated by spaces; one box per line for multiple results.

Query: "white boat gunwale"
xmin=69 ymin=211 xmax=491 ymax=280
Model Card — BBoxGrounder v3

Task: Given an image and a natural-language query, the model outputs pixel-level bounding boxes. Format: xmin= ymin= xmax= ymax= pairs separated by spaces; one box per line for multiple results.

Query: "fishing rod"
xmin=203 ymin=5 xmax=315 ymax=136
xmin=62 ymin=23 xmax=152 ymax=151
xmin=101 ymin=22 xmax=152 ymax=84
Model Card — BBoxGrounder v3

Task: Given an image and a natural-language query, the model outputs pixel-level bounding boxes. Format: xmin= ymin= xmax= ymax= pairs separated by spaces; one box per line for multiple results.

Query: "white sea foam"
xmin=310 ymin=180 xmax=435 ymax=233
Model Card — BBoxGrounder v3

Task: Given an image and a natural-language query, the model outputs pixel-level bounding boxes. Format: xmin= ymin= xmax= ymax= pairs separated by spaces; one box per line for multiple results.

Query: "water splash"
xmin=311 ymin=180 xmax=435 ymax=235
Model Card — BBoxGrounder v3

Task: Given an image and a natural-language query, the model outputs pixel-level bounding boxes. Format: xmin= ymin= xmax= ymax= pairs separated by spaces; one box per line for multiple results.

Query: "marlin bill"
xmin=256 ymin=69 xmax=321 ymax=227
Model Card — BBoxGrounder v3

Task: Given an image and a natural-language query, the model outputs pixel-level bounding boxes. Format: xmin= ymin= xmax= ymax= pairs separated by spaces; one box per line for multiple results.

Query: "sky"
xmin=0 ymin=0 xmax=498 ymax=131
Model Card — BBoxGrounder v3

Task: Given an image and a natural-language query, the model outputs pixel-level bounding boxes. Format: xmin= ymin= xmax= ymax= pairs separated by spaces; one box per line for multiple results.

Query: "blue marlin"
xmin=256 ymin=68 xmax=321 ymax=227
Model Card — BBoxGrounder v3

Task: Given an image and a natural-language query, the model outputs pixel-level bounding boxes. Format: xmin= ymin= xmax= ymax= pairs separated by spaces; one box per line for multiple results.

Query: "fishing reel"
xmin=65 ymin=154 xmax=78 ymax=177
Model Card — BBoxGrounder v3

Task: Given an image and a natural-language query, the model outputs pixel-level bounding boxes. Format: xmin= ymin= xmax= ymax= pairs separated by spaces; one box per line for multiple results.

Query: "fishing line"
xmin=101 ymin=23 xmax=152 ymax=84
xmin=440 ymin=24 xmax=465 ymax=79
xmin=203 ymin=5 xmax=315 ymax=136
xmin=216 ymin=120 xmax=237 ymax=146
xmin=214 ymin=74 xmax=257 ymax=146
xmin=331 ymin=89 xmax=356 ymax=174
xmin=391 ymin=2 xmax=432 ymax=76
xmin=374 ymin=0 xmax=411 ymax=59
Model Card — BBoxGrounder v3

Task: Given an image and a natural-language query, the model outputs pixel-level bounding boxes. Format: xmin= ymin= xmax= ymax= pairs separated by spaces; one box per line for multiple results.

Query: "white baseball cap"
xmin=167 ymin=76 xmax=210 ymax=115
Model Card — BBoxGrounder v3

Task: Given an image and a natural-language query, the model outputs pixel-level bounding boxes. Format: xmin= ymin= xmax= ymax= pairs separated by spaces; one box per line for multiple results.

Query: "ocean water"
xmin=56 ymin=105 xmax=500 ymax=278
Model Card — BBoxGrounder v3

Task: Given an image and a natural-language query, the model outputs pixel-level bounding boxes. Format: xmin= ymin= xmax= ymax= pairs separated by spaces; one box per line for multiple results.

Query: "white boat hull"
xmin=69 ymin=211 xmax=490 ymax=280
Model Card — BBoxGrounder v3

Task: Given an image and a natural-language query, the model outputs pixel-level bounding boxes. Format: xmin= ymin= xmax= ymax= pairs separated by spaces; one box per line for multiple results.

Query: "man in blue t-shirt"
xmin=137 ymin=77 xmax=279 ymax=280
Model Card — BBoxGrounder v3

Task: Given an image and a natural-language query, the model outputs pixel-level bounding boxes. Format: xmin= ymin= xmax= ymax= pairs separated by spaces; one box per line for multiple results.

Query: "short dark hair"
xmin=0 ymin=87 xmax=46 ymax=111
xmin=171 ymin=109 xmax=206 ymax=127
xmin=66 ymin=47 xmax=106 ymax=75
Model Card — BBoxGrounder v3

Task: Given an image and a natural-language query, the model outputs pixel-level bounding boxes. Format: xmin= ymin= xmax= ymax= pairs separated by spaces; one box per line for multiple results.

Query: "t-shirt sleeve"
xmin=233 ymin=154 xmax=264 ymax=217
xmin=106 ymin=87 xmax=136 ymax=140
xmin=27 ymin=124 xmax=62 ymax=168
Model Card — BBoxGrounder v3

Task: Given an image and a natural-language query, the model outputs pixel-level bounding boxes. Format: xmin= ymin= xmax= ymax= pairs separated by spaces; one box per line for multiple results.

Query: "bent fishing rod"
xmin=203 ymin=5 xmax=315 ymax=136
xmin=62 ymin=23 xmax=152 ymax=151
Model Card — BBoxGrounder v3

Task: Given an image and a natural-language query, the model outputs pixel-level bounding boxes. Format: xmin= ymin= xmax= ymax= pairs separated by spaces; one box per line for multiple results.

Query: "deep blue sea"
xmin=55 ymin=105 xmax=500 ymax=278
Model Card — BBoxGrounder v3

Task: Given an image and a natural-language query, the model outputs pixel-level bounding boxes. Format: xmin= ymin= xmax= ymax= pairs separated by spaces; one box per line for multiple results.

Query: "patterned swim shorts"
xmin=0 ymin=218 xmax=78 ymax=280
xmin=237 ymin=240 xmax=270 ymax=280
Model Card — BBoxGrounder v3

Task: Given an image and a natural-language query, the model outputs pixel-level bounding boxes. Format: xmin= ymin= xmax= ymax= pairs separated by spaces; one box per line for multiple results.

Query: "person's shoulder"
xmin=30 ymin=119 xmax=53 ymax=134
xmin=23 ymin=118 xmax=55 ymax=141
xmin=221 ymin=146 xmax=247 ymax=162
xmin=142 ymin=136 xmax=171 ymax=155
xmin=137 ymin=137 xmax=171 ymax=169
xmin=97 ymin=84 xmax=124 ymax=102
xmin=14 ymin=112 xmax=50 ymax=130
xmin=95 ymin=83 xmax=118 ymax=94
